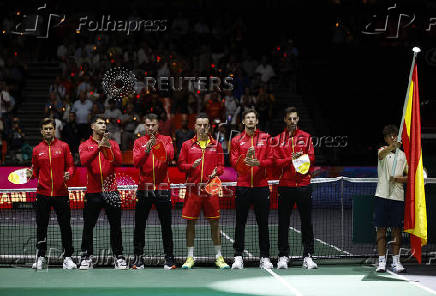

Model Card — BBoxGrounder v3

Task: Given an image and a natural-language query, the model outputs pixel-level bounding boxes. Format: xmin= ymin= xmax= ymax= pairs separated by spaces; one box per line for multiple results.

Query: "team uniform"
xmin=230 ymin=129 xmax=274 ymax=269
xmin=273 ymin=128 xmax=317 ymax=269
xmin=78 ymin=136 xmax=126 ymax=269
xmin=375 ymin=147 xmax=407 ymax=227
xmin=31 ymin=139 xmax=76 ymax=269
xmin=132 ymin=133 xmax=176 ymax=269
xmin=178 ymin=136 xmax=224 ymax=220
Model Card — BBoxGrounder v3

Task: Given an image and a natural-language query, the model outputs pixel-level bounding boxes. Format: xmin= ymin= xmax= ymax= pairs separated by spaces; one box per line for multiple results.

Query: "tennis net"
xmin=0 ymin=177 xmax=435 ymax=266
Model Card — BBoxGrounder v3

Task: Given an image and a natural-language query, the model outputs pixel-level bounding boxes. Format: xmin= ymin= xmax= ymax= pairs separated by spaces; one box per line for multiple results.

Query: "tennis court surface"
xmin=1 ymin=264 xmax=436 ymax=296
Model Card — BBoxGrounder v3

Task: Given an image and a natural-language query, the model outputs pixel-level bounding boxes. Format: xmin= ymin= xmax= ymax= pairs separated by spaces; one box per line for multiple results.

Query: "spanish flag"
xmin=401 ymin=62 xmax=427 ymax=264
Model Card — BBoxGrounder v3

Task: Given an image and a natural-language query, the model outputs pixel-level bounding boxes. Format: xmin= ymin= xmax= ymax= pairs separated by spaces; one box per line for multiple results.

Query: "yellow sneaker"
xmin=215 ymin=256 xmax=230 ymax=269
xmin=182 ymin=257 xmax=195 ymax=269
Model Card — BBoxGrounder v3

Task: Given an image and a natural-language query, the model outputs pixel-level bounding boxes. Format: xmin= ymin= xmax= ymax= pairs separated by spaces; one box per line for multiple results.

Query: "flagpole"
xmin=391 ymin=47 xmax=421 ymax=178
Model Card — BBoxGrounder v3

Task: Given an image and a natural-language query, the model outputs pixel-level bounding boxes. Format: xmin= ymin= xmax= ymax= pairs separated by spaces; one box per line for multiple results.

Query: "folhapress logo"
xmin=7 ymin=3 xmax=167 ymax=38
xmin=77 ymin=16 xmax=167 ymax=35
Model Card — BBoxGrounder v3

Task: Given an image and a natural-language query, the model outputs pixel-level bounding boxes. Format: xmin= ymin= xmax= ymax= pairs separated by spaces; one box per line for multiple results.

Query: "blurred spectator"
xmin=62 ymin=112 xmax=80 ymax=161
xmin=205 ymin=91 xmax=224 ymax=121
xmin=242 ymin=54 xmax=258 ymax=78
xmin=172 ymin=12 xmax=189 ymax=35
xmin=57 ymin=43 xmax=68 ymax=60
xmin=45 ymin=92 xmax=64 ymax=119
xmin=49 ymin=76 xmax=66 ymax=100
xmin=104 ymin=98 xmax=122 ymax=144
xmin=71 ymin=91 xmax=93 ymax=140
xmin=158 ymin=111 xmax=172 ymax=136
xmin=187 ymin=91 xmax=201 ymax=114
xmin=9 ymin=117 xmax=25 ymax=152
xmin=0 ymin=118 xmax=3 ymax=163
xmin=0 ymin=82 xmax=11 ymax=119
xmin=214 ymin=122 xmax=229 ymax=163
xmin=134 ymin=115 xmax=146 ymax=138
xmin=256 ymin=86 xmax=275 ymax=131
xmin=255 ymin=56 xmax=275 ymax=83
xmin=120 ymin=103 xmax=140 ymax=150
xmin=174 ymin=114 xmax=194 ymax=158
xmin=223 ymin=89 xmax=240 ymax=126
xmin=76 ymin=76 xmax=91 ymax=96
xmin=48 ymin=110 xmax=64 ymax=139
xmin=240 ymin=87 xmax=256 ymax=113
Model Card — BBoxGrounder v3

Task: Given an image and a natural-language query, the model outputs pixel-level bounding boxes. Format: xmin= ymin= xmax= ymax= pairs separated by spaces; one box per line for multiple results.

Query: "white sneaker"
xmin=376 ymin=257 xmax=386 ymax=273
xmin=114 ymin=256 xmax=128 ymax=270
xmin=35 ymin=257 xmax=46 ymax=270
xmin=231 ymin=256 xmax=244 ymax=269
xmin=259 ymin=257 xmax=273 ymax=269
xmin=277 ymin=256 xmax=289 ymax=269
xmin=63 ymin=257 xmax=77 ymax=270
xmin=391 ymin=262 xmax=405 ymax=273
xmin=79 ymin=257 xmax=93 ymax=270
xmin=303 ymin=256 xmax=318 ymax=269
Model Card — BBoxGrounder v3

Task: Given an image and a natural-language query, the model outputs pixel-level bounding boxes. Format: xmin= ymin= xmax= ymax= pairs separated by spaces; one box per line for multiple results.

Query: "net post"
xmin=340 ymin=177 xmax=344 ymax=251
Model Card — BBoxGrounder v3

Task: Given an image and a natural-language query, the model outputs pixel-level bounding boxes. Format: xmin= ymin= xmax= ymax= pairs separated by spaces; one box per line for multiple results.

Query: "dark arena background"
xmin=0 ymin=1 xmax=436 ymax=296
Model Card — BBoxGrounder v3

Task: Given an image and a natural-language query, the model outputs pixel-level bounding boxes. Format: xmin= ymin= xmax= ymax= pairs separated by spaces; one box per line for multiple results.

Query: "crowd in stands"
xmin=43 ymin=14 xmax=298 ymax=164
xmin=0 ymin=35 xmax=28 ymax=164
xmin=1 ymin=10 xmax=300 ymax=165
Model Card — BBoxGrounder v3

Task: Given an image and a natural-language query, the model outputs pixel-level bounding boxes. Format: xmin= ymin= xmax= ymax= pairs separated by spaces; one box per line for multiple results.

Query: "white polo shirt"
xmin=375 ymin=147 xmax=408 ymax=201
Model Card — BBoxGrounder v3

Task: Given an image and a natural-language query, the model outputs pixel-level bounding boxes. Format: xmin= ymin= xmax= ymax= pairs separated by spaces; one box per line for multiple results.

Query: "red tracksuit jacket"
xmin=273 ymin=128 xmax=315 ymax=187
xmin=79 ymin=136 xmax=122 ymax=193
xmin=178 ymin=136 xmax=224 ymax=184
xmin=230 ymin=129 xmax=274 ymax=187
xmin=31 ymin=139 xmax=75 ymax=196
xmin=133 ymin=133 xmax=174 ymax=190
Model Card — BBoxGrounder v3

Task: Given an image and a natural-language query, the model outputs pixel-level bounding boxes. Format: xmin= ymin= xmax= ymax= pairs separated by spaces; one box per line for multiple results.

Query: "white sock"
xmin=214 ymin=245 xmax=222 ymax=258
xmin=379 ymin=256 xmax=386 ymax=263
xmin=392 ymin=255 xmax=400 ymax=265
xmin=187 ymin=247 xmax=194 ymax=258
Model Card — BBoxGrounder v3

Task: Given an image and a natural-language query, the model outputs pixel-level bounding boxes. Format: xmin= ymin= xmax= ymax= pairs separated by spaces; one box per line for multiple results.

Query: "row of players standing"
xmin=28 ymin=106 xmax=318 ymax=270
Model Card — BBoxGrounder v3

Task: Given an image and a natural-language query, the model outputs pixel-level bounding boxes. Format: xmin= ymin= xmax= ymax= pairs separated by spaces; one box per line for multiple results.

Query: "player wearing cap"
xmin=230 ymin=109 xmax=274 ymax=269
xmin=78 ymin=114 xmax=127 ymax=270
xmin=273 ymin=107 xmax=317 ymax=270
xmin=27 ymin=118 xmax=76 ymax=270
xmin=178 ymin=113 xmax=229 ymax=269
xmin=131 ymin=113 xmax=176 ymax=270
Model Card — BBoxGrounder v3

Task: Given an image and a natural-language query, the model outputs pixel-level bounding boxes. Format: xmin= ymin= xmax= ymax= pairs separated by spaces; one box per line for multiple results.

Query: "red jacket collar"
xmin=241 ymin=128 xmax=260 ymax=138
xmin=190 ymin=135 xmax=216 ymax=147
xmin=90 ymin=136 xmax=99 ymax=144
xmin=42 ymin=138 xmax=57 ymax=146
xmin=143 ymin=133 xmax=160 ymax=141
xmin=284 ymin=127 xmax=300 ymax=139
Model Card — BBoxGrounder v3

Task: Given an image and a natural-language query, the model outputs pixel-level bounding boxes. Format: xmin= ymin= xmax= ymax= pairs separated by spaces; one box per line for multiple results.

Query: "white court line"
xmin=385 ymin=269 xmax=436 ymax=295
xmin=220 ymin=230 xmax=304 ymax=296
xmin=289 ymin=226 xmax=352 ymax=256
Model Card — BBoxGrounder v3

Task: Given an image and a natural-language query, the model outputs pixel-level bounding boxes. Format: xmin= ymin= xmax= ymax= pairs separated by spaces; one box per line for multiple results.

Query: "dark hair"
xmin=40 ymin=118 xmax=56 ymax=129
xmin=195 ymin=112 xmax=210 ymax=123
xmin=383 ymin=124 xmax=398 ymax=137
xmin=242 ymin=108 xmax=258 ymax=120
xmin=284 ymin=106 xmax=298 ymax=117
xmin=91 ymin=114 xmax=106 ymax=124
xmin=145 ymin=113 xmax=159 ymax=121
